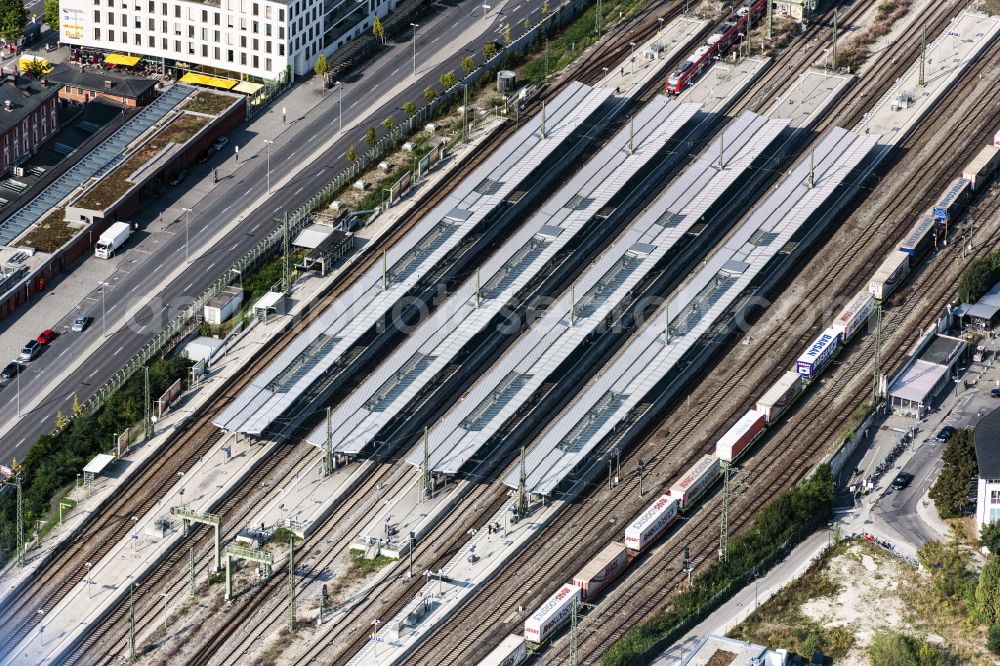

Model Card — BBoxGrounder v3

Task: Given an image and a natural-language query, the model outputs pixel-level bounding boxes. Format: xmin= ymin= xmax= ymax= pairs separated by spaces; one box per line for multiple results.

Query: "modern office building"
xmin=58 ymin=0 xmax=397 ymax=81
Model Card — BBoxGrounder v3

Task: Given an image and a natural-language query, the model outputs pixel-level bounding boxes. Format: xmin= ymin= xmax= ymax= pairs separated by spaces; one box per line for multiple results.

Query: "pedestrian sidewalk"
xmin=653 ymin=531 xmax=831 ymax=665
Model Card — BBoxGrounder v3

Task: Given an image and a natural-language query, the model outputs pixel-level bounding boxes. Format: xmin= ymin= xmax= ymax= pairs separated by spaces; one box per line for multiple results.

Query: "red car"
xmin=36 ymin=329 xmax=56 ymax=344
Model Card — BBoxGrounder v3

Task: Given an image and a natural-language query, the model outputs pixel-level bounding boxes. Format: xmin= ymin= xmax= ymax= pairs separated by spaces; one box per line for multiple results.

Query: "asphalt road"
xmin=0 ymin=0 xmax=548 ymax=462
xmin=874 ymin=438 xmax=945 ymax=548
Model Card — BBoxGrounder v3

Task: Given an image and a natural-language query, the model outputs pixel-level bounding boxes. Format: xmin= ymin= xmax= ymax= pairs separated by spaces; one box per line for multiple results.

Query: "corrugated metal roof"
xmin=303 ymin=96 xmax=697 ymax=453
xmin=405 ymin=112 xmax=790 ymax=475
xmin=507 ymin=126 xmax=880 ymax=495
xmin=213 ymin=82 xmax=613 ymax=435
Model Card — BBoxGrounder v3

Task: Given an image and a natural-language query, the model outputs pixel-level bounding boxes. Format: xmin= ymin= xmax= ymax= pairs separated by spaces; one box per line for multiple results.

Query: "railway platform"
xmin=0 ymin=117 xmax=508 ymax=666
xmin=677 ymin=56 xmax=771 ymax=115
xmin=595 ymin=16 xmax=710 ymax=96
xmin=765 ymin=68 xmax=853 ymax=129
xmin=856 ymin=10 xmax=1000 ymax=145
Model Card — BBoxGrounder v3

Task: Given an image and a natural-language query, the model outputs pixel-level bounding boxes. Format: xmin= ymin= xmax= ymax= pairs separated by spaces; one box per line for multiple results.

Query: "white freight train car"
xmin=869 ymin=250 xmax=910 ymax=300
xmin=756 ymin=371 xmax=803 ymax=423
xmin=524 ymin=583 xmax=581 ymax=643
xmin=669 ymin=455 xmax=721 ymax=510
xmin=478 ymin=634 xmax=527 ymax=666
xmin=832 ymin=291 xmax=875 ymax=341
xmin=624 ymin=495 xmax=678 ymax=552
xmin=573 ymin=542 xmax=628 ymax=600
xmin=716 ymin=409 xmax=765 ymax=462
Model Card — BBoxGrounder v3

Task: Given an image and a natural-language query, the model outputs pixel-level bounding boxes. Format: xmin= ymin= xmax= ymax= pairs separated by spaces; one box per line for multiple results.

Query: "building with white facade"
xmin=58 ymin=0 xmax=397 ymax=81
xmin=975 ymin=408 xmax=1000 ymax=535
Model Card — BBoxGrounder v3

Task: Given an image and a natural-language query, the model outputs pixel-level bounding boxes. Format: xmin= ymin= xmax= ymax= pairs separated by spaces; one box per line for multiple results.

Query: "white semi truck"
xmin=94 ymin=222 xmax=133 ymax=259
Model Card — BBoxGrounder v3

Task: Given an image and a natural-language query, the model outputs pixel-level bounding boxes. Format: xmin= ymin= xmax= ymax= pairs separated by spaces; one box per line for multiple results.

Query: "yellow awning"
xmin=104 ymin=54 xmax=140 ymax=66
xmin=179 ymin=72 xmax=237 ymax=90
xmin=233 ymin=81 xmax=263 ymax=94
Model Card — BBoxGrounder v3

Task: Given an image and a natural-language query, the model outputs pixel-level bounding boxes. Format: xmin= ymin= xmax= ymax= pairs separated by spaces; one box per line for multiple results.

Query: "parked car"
xmin=197 ymin=147 xmax=216 ymax=164
xmin=935 ymin=426 xmax=958 ymax=443
xmin=36 ymin=329 xmax=56 ymax=345
xmin=891 ymin=472 xmax=913 ymax=490
xmin=18 ymin=339 xmax=41 ymax=362
xmin=991 ymin=387 xmax=1000 ymax=398
xmin=212 ymin=136 xmax=229 ymax=151
xmin=1 ymin=361 xmax=21 ymax=380
xmin=168 ymin=169 xmax=188 ymax=186
xmin=71 ymin=315 xmax=91 ymax=332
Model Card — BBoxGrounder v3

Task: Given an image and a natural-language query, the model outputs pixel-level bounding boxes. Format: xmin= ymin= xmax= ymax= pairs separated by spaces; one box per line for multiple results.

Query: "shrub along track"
xmin=400 ymin=2 xmax=987 ymax=663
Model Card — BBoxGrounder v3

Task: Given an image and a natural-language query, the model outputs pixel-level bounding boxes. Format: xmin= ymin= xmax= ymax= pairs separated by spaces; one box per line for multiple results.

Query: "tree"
xmin=314 ymin=53 xmax=329 ymax=80
xmin=958 ymin=254 xmax=1000 ymax=304
xmin=461 ymin=55 xmax=476 ymax=73
xmin=541 ymin=0 xmax=549 ymax=17
xmin=402 ymin=100 xmax=417 ymax=115
xmin=524 ymin=17 xmax=530 ymax=31
xmin=43 ymin=0 xmax=58 ymax=29
xmin=482 ymin=41 xmax=498 ymax=60
xmin=372 ymin=15 xmax=385 ymax=43
xmin=72 ymin=393 xmax=84 ymax=417
xmin=987 ymin=624 xmax=1000 ymax=656
xmin=346 ymin=144 xmax=358 ymax=161
xmin=917 ymin=539 xmax=975 ymax=601
xmin=504 ymin=22 xmax=512 ymax=45
xmin=382 ymin=116 xmax=396 ymax=132
xmin=440 ymin=70 xmax=457 ymax=88
xmin=982 ymin=520 xmax=1000 ymax=554
xmin=978 ymin=557 xmax=1000 ymax=624
xmin=54 ymin=410 xmax=69 ymax=431
xmin=423 ymin=85 xmax=436 ymax=104
xmin=0 ymin=0 xmax=26 ymax=43
xmin=929 ymin=430 xmax=977 ymax=518
xmin=363 ymin=126 xmax=377 ymax=147
xmin=21 ymin=58 xmax=46 ymax=78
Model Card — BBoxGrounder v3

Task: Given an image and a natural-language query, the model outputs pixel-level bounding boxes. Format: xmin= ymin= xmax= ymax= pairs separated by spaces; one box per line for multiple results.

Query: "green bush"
xmin=868 ymin=630 xmax=956 ymax=666
xmin=957 ymin=250 xmax=1000 ymax=305
xmin=602 ymin=466 xmax=834 ymax=665
xmin=0 ymin=355 xmax=192 ymax=564
xmin=981 ymin=520 xmax=1000 ymax=554
xmin=986 ymin=624 xmax=1000 ymax=655
xmin=928 ymin=430 xmax=976 ymax=519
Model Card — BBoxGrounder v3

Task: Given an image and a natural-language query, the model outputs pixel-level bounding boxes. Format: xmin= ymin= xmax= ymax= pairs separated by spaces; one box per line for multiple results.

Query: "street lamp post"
xmin=181 ymin=207 xmax=192 ymax=264
xmin=629 ymin=41 xmax=636 ymax=74
xmin=410 ymin=23 xmax=419 ymax=76
xmin=336 ymin=81 xmax=343 ymax=132
xmin=263 ymin=140 xmax=274 ymax=194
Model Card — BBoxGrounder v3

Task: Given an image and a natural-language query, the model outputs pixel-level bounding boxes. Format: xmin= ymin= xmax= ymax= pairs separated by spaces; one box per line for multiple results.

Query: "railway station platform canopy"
xmin=405 ymin=111 xmax=789 ymax=477
xmin=505 ymin=126 xmax=880 ymax=496
xmin=305 ymin=97 xmax=700 ymax=454
xmin=213 ymin=82 xmax=613 ymax=435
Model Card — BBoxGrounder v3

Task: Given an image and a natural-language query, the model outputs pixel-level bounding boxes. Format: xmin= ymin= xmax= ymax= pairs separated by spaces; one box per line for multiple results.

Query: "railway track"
xmin=58 ymin=3 xmax=696 ymax=661
xmin=401 ymin=3 xmax=993 ymax=663
xmin=0 ymin=78 xmax=518 ymax=662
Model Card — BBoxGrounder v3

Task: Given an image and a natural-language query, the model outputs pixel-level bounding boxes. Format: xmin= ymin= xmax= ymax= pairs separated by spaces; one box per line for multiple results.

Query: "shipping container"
xmin=479 ymin=635 xmax=527 ymax=666
xmin=525 ymin=583 xmax=581 ymax=644
xmin=716 ymin=410 xmax=766 ymax=462
xmin=573 ymin=542 xmax=628 ymax=600
xmin=669 ymin=455 xmax=721 ymax=510
xmin=963 ymin=144 xmax=1000 ymax=190
xmin=832 ymin=291 xmax=875 ymax=341
xmin=933 ymin=178 xmax=971 ymax=220
xmin=624 ymin=496 xmax=678 ymax=552
xmin=796 ymin=327 xmax=842 ymax=379
xmin=757 ymin=371 xmax=803 ymax=423
xmin=869 ymin=250 xmax=911 ymax=300
xmin=898 ymin=211 xmax=939 ymax=258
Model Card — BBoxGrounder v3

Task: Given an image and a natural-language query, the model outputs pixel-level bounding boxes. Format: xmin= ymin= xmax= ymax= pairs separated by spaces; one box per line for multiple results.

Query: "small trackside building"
xmin=48 ymin=63 xmax=158 ymax=107
xmin=0 ymin=71 xmax=61 ymax=175
xmin=975 ymin=408 xmax=1000 ymax=538
xmin=887 ymin=332 xmax=967 ymax=418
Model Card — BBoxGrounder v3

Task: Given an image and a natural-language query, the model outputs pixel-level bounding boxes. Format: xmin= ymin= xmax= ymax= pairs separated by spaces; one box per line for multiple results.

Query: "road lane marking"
xmin=115 ymin=345 xmax=124 ymax=355
xmin=294 ymin=186 xmax=304 ymax=195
